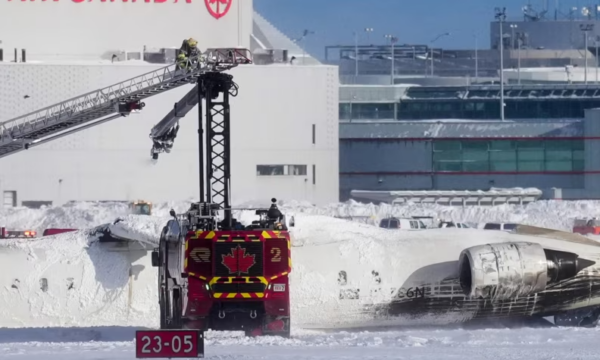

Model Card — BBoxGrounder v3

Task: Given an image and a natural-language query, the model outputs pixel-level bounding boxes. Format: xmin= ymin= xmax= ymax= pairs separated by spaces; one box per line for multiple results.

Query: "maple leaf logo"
xmin=221 ymin=245 xmax=256 ymax=275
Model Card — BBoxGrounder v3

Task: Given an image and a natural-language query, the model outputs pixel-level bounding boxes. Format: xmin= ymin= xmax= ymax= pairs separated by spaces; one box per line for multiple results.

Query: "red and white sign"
xmin=204 ymin=0 xmax=231 ymax=19
xmin=135 ymin=330 xmax=204 ymax=358
xmin=7 ymin=0 xmax=196 ymax=3
xmin=6 ymin=0 xmax=233 ymax=12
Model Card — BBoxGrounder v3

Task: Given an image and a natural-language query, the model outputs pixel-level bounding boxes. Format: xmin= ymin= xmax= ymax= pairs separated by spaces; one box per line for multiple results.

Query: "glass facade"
xmin=339 ymin=99 xmax=600 ymax=120
xmin=399 ymin=100 xmax=600 ymax=120
xmin=433 ymin=139 xmax=584 ymax=172
xmin=339 ymin=103 xmax=395 ymax=120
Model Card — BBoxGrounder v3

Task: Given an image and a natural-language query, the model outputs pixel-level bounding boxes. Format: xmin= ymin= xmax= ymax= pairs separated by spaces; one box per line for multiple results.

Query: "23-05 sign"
xmin=135 ymin=329 xmax=204 ymax=358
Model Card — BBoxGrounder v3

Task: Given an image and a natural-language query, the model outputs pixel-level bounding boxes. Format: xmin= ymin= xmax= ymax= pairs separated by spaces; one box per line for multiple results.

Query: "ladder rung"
xmin=0 ymin=48 xmax=253 ymax=158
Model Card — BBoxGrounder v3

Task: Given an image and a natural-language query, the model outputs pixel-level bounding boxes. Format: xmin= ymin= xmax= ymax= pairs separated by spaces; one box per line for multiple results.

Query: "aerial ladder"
xmin=0 ymin=48 xmax=251 ymax=159
xmin=1 ymin=45 xmax=293 ymax=339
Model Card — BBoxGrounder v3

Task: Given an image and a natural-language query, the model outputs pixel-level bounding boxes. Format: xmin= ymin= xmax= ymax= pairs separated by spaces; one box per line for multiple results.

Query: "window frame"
xmin=256 ymin=164 xmax=308 ymax=176
xmin=432 ymin=139 xmax=584 ymax=173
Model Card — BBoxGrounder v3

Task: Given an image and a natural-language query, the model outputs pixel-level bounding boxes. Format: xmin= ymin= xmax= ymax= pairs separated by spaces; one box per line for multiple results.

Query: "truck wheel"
xmin=171 ymin=288 xmax=183 ymax=329
xmin=281 ymin=318 xmax=291 ymax=338
xmin=159 ymin=288 xmax=168 ymax=329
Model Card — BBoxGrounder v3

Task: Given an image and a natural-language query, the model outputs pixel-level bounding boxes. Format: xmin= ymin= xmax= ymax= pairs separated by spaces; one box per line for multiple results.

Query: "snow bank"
xmin=2 ymin=199 xmax=600 ymax=233
xmin=2 ymin=205 xmax=599 ymax=330
xmin=279 ymin=199 xmax=600 ymax=232
xmin=1 ymin=199 xmax=600 ymax=331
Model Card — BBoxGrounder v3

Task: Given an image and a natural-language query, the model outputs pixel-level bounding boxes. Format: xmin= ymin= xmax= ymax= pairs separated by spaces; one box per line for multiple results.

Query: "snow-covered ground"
xmin=2 ymin=326 xmax=600 ymax=359
xmin=3 ymin=199 xmax=600 ymax=359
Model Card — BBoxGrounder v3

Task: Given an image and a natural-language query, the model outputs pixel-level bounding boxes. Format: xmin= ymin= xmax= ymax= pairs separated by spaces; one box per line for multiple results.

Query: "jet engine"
xmin=458 ymin=242 xmax=595 ymax=301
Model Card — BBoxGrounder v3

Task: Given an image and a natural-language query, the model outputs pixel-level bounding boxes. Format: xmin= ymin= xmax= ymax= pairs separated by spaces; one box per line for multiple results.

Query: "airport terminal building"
xmin=340 ymin=83 xmax=600 ymax=202
xmin=0 ymin=0 xmax=339 ymax=208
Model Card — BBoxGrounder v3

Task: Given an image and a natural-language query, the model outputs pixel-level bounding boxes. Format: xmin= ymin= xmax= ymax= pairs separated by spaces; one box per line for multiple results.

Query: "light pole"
xmin=495 ymin=7 xmax=506 ymax=121
xmin=429 ymin=32 xmax=450 ymax=76
xmin=364 ymin=27 xmax=374 ymax=43
xmin=594 ymin=35 xmax=600 ymax=84
xmin=510 ymin=24 xmax=517 ymax=49
xmin=517 ymin=34 xmax=522 ymax=84
xmin=474 ymin=34 xmax=479 ymax=82
xmin=580 ymin=23 xmax=594 ymax=84
xmin=353 ymin=31 xmax=359 ymax=78
xmin=510 ymin=24 xmax=518 ymax=84
xmin=384 ymin=34 xmax=398 ymax=85
xmin=353 ymin=28 xmax=374 ymax=80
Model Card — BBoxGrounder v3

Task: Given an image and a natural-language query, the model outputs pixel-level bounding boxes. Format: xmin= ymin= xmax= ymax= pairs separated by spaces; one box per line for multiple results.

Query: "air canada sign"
xmin=7 ymin=0 xmax=233 ymax=19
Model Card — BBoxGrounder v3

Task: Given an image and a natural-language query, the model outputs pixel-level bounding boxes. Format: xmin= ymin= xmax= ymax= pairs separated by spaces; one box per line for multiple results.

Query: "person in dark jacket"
xmin=180 ymin=38 xmax=199 ymax=57
xmin=177 ymin=38 xmax=199 ymax=70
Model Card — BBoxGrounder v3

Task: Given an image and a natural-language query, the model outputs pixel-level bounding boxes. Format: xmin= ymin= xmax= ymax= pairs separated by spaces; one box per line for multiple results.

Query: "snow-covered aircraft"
xmin=1 ymin=217 xmax=600 ymax=330
xmin=291 ymin=222 xmax=600 ymax=329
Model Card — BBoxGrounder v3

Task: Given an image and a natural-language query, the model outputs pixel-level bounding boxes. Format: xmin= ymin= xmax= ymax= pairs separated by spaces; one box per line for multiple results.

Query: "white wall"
xmin=0 ymin=0 xmax=253 ymax=60
xmin=0 ymin=62 xmax=339 ymax=206
xmin=503 ymin=67 xmax=600 ymax=83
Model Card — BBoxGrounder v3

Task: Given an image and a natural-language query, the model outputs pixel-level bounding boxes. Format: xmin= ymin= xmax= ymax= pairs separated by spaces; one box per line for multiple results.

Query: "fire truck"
xmin=0 ymin=46 xmax=290 ymax=354
xmin=0 ymin=227 xmax=37 ymax=239
xmin=152 ymin=200 xmax=292 ymax=337
xmin=573 ymin=218 xmax=600 ymax=235
xmin=144 ymin=48 xmax=293 ymax=337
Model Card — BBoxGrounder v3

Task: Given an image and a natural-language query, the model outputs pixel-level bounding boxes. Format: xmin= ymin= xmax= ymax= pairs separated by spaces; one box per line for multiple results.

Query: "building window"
xmin=313 ymin=164 xmax=316 ymax=184
xmin=398 ymin=99 xmax=600 ymax=120
xmin=432 ymin=139 xmax=584 ymax=173
xmin=312 ymin=124 xmax=316 ymax=145
xmin=2 ymin=191 xmax=16 ymax=208
xmin=22 ymin=201 xmax=52 ymax=209
xmin=257 ymin=165 xmax=307 ymax=176
xmin=339 ymin=103 xmax=395 ymax=120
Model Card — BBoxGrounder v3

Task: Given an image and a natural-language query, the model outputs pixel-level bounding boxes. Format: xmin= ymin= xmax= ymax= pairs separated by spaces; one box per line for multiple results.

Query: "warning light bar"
xmin=0 ymin=227 xmax=37 ymax=239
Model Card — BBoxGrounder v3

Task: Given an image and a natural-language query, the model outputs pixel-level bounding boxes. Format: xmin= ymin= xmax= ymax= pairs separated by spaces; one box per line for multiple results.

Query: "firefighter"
xmin=180 ymin=38 xmax=198 ymax=56
xmin=176 ymin=52 xmax=189 ymax=70
xmin=181 ymin=38 xmax=200 ymax=61
xmin=267 ymin=198 xmax=282 ymax=221
xmin=176 ymin=38 xmax=199 ymax=70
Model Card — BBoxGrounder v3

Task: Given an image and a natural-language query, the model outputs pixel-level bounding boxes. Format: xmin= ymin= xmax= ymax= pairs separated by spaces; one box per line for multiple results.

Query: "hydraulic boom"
xmin=0 ymin=48 xmax=251 ymax=159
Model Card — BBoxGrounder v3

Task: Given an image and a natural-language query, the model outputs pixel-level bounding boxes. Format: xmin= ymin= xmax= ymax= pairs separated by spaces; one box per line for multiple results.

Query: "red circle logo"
xmin=205 ymin=0 xmax=232 ymax=19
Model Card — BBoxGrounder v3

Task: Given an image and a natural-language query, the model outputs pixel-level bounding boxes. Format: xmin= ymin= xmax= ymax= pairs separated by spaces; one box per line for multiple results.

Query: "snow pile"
xmin=280 ymin=199 xmax=600 ymax=232
xmin=1 ymin=199 xmax=600 ymax=331
xmin=3 ymin=199 xmax=600 ymax=234
xmin=2 ymin=206 xmax=597 ymax=330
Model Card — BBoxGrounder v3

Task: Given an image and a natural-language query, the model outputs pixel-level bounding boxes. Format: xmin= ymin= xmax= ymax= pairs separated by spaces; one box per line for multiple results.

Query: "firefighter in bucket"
xmin=176 ymin=37 xmax=200 ymax=70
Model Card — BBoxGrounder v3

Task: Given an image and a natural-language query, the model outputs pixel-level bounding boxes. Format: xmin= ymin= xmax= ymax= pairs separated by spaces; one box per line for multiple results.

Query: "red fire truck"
xmin=152 ymin=202 xmax=293 ymax=337
xmin=0 ymin=227 xmax=37 ymax=239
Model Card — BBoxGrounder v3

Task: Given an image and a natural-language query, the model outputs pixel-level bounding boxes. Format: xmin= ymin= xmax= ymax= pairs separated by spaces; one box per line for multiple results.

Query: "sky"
xmin=254 ymin=0 xmax=589 ymax=60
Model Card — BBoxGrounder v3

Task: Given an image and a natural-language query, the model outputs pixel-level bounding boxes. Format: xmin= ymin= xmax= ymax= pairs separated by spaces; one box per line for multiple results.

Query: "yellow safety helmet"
xmin=188 ymin=38 xmax=198 ymax=47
